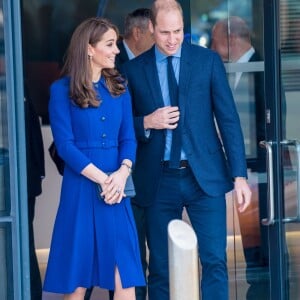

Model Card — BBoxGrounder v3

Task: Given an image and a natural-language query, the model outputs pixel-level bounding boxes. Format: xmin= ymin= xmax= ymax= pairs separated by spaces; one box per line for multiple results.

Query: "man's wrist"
xmin=143 ymin=115 xmax=150 ymax=130
xmin=233 ymin=176 xmax=246 ymax=182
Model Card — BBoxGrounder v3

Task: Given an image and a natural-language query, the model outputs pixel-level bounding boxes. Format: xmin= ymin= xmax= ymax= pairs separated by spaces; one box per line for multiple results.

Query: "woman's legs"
xmin=114 ymin=268 xmax=135 ymax=300
xmin=64 ymin=287 xmax=87 ymax=300
xmin=62 ymin=267 xmax=136 ymax=300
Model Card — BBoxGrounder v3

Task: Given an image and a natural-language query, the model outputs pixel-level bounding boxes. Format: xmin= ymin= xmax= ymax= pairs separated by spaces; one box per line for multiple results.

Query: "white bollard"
xmin=168 ymin=219 xmax=199 ymax=300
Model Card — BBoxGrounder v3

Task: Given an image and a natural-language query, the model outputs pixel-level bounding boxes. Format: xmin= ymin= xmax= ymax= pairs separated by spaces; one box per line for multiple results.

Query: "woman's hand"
xmin=101 ymin=167 xmax=129 ymax=205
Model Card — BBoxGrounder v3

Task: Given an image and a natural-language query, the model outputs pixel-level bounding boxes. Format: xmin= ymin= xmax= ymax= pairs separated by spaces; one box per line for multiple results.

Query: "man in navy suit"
xmin=122 ymin=1 xmax=252 ymax=300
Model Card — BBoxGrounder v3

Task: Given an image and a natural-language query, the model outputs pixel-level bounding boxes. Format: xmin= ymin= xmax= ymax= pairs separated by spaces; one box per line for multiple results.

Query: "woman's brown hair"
xmin=61 ymin=17 xmax=126 ymax=108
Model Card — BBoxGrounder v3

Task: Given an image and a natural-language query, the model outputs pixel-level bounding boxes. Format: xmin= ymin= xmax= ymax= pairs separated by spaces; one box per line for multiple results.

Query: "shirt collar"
xmin=123 ymin=40 xmax=135 ymax=60
xmin=237 ymin=47 xmax=255 ymax=63
xmin=155 ymin=45 xmax=182 ymax=63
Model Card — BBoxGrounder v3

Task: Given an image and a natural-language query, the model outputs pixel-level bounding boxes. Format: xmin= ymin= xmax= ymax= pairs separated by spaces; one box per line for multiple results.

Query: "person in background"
xmin=43 ymin=17 xmax=145 ymax=300
xmin=24 ymin=85 xmax=45 ymax=300
xmin=115 ymin=8 xmax=154 ymax=70
xmin=211 ymin=16 xmax=265 ymax=172
xmin=122 ymin=1 xmax=252 ymax=300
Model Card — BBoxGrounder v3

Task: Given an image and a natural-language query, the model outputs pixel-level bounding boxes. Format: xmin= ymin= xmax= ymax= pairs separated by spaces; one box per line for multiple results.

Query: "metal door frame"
xmin=263 ymin=0 xmax=289 ymax=298
xmin=2 ymin=0 xmax=30 ymax=299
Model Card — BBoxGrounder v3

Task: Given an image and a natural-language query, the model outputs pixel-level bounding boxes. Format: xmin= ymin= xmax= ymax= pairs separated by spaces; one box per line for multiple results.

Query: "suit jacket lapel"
xmin=143 ymin=47 xmax=165 ymax=109
xmin=178 ymin=42 xmax=192 ymax=122
xmin=140 ymin=44 xmax=194 ymax=110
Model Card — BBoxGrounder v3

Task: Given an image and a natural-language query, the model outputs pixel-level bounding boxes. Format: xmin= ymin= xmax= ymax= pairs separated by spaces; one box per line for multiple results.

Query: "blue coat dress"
xmin=43 ymin=77 xmax=145 ymax=293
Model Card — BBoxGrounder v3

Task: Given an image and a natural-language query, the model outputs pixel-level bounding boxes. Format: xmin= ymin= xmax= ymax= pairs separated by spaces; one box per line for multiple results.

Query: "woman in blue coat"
xmin=43 ymin=17 xmax=145 ymax=300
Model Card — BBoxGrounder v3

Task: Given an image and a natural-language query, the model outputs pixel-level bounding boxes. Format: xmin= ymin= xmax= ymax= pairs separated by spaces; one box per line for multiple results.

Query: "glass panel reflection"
xmin=0 ymin=0 xmax=9 ymax=215
xmin=0 ymin=1 xmax=13 ymax=298
xmin=280 ymin=0 xmax=300 ymax=299
xmin=0 ymin=226 xmax=8 ymax=299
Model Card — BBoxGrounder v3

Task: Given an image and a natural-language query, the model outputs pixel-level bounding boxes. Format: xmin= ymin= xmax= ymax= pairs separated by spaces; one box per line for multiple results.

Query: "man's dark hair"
xmin=124 ymin=8 xmax=152 ymax=39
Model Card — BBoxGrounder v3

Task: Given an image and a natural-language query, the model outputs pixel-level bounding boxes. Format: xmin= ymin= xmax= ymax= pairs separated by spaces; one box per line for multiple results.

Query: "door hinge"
xmin=266 ymin=109 xmax=271 ymax=124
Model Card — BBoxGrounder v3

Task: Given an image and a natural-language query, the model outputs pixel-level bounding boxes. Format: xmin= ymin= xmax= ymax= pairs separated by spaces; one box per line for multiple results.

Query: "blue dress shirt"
xmin=154 ymin=46 xmax=186 ymax=161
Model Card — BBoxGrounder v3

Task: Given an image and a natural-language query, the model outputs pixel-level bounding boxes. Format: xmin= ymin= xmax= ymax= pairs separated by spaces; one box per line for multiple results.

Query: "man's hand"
xmin=144 ymin=106 xmax=179 ymax=130
xmin=234 ymin=177 xmax=252 ymax=213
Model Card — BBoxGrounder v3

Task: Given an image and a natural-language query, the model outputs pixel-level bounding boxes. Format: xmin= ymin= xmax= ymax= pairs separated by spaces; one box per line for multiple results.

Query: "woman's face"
xmin=88 ymin=28 xmax=120 ymax=73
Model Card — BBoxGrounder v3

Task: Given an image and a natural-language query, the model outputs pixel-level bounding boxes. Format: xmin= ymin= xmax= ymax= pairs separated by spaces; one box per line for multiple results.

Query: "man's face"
xmin=150 ymin=9 xmax=184 ymax=56
xmin=211 ymin=25 xmax=229 ymax=62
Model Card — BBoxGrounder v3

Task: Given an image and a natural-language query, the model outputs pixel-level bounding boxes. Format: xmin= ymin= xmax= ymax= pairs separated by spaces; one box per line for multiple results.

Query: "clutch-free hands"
xmin=100 ymin=169 xmax=129 ymax=205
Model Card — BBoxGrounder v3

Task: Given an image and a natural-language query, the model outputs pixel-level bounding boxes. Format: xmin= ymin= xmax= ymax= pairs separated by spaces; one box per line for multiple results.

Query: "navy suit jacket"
xmin=122 ymin=41 xmax=247 ymax=207
xmin=115 ymin=40 xmax=129 ymax=70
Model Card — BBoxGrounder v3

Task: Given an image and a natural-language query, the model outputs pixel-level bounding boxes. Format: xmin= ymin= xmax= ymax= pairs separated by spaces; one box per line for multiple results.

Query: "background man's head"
xmin=123 ymin=8 xmax=154 ymax=56
xmin=211 ymin=16 xmax=252 ymax=62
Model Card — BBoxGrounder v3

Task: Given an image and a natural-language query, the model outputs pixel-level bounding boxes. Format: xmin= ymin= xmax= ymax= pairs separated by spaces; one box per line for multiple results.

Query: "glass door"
xmin=258 ymin=0 xmax=300 ymax=299
xmin=190 ymin=0 xmax=299 ymax=299
xmin=276 ymin=0 xmax=300 ymax=299
xmin=191 ymin=0 xmax=269 ymax=299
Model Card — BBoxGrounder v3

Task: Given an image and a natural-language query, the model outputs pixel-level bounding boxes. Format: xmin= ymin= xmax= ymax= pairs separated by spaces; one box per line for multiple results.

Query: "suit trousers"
xmin=131 ymin=202 xmax=148 ymax=300
xmin=146 ymin=165 xmax=228 ymax=300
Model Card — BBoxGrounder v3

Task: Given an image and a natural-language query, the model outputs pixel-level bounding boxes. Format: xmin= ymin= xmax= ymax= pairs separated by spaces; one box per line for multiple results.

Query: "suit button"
xmin=101 ymin=116 xmax=106 ymax=121
xmin=102 ymin=133 xmax=107 ymax=138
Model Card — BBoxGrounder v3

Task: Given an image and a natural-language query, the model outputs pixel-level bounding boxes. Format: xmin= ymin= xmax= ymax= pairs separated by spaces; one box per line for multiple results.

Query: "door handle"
xmin=260 ymin=140 xmax=300 ymax=224
xmin=281 ymin=140 xmax=300 ymax=223
xmin=259 ymin=141 xmax=275 ymax=225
